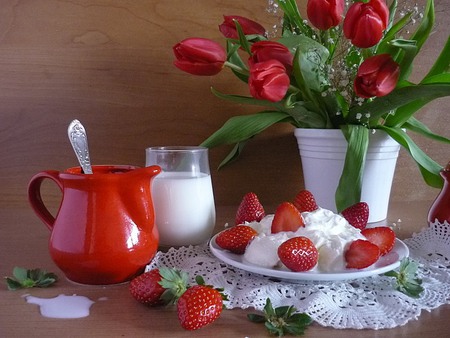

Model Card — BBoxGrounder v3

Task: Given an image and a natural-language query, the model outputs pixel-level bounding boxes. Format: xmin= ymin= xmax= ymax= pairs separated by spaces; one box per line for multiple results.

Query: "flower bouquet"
xmin=172 ymin=0 xmax=450 ymax=212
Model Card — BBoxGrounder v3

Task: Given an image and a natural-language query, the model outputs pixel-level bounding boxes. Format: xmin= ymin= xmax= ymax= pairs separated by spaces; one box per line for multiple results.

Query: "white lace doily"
xmin=147 ymin=221 xmax=450 ymax=330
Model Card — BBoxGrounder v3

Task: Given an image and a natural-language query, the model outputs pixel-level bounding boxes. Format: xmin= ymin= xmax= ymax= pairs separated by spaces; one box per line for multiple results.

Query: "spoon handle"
xmin=68 ymin=119 xmax=93 ymax=174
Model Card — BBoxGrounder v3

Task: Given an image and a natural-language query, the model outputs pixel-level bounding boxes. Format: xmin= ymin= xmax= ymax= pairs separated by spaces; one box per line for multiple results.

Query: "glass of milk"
xmin=146 ymin=146 xmax=216 ymax=247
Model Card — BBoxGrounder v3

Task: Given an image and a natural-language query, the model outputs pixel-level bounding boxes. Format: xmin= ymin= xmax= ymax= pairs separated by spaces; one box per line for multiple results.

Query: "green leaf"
xmin=5 ymin=278 xmax=23 ymax=291
xmin=158 ymin=267 xmax=190 ymax=304
xmin=384 ymin=74 xmax=450 ymax=127
xmin=425 ymin=35 xmax=450 ymax=78
xmin=391 ymin=0 xmax=434 ymax=78
xmin=348 ymin=83 xmax=450 ymax=126
xmin=404 ymin=117 xmax=450 ymax=144
xmin=217 ymin=141 xmax=248 ymax=169
xmin=233 ymin=19 xmax=252 ymax=55
xmin=226 ymin=40 xmax=249 ymax=83
xmin=12 ymin=267 xmax=28 ymax=281
xmin=385 ymin=258 xmax=424 ymax=298
xmin=247 ymin=313 xmax=266 ymax=323
xmin=200 ymin=111 xmax=290 ymax=148
xmin=408 ymin=0 xmax=435 ymax=53
xmin=248 ymin=298 xmax=312 ymax=336
xmin=5 ymin=267 xmax=58 ymax=290
xmin=335 ymin=125 xmax=369 ymax=212
xmin=388 ymin=39 xmax=418 ymax=81
xmin=275 ymin=0 xmax=312 ymax=37
xmin=379 ymin=126 xmax=443 ymax=188
xmin=290 ymin=36 xmax=329 ymax=93
xmin=210 ymin=87 xmax=280 ymax=108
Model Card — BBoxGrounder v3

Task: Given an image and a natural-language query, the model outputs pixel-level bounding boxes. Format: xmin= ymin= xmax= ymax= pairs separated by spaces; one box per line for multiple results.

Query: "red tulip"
xmin=219 ymin=15 xmax=266 ymax=39
xmin=306 ymin=0 xmax=345 ymax=31
xmin=249 ymin=41 xmax=293 ymax=73
xmin=173 ymin=38 xmax=226 ymax=76
xmin=354 ymin=54 xmax=400 ymax=98
xmin=249 ymin=60 xmax=290 ymax=102
xmin=343 ymin=0 xmax=389 ymax=48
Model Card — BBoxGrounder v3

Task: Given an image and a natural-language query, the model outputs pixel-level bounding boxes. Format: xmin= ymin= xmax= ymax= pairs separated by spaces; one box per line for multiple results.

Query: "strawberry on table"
xmin=235 ymin=192 xmax=265 ymax=225
xmin=271 ymin=202 xmax=305 ymax=233
xmin=278 ymin=236 xmax=318 ymax=272
xmin=361 ymin=226 xmax=396 ymax=255
xmin=177 ymin=277 xmax=226 ymax=331
xmin=345 ymin=239 xmax=380 ymax=269
xmin=215 ymin=225 xmax=258 ymax=254
xmin=129 ymin=267 xmax=189 ymax=306
xmin=293 ymin=190 xmax=318 ymax=213
xmin=341 ymin=202 xmax=369 ymax=230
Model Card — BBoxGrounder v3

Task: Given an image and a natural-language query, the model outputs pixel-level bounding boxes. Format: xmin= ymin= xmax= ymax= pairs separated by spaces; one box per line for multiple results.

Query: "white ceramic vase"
xmin=294 ymin=128 xmax=401 ymax=223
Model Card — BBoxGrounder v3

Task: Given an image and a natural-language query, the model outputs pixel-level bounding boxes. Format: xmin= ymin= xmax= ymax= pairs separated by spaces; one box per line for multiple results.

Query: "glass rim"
xmin=146 ymin=146 xmax=208 ymax=153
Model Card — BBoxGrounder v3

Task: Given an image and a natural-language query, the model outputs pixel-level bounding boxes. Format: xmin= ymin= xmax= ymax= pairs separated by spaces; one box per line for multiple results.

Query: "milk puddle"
xmin=24 ymin=294 xmax=107 ymax=319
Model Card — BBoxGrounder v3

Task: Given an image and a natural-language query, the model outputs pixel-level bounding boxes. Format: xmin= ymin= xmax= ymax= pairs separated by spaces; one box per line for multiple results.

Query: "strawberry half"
xmin=215 ymin=225 xmax=258 ymax=254
xmin=278 ymin=236 xmax=318 ymax=272
xmin=341 ymin=202 xmax=369 ymax=230
xmin=345 ymin=239 xmax=380 ymax=269
xmin=271 ymin=202 xmax=305 ymax=233
xmin=235 ymin=192 xmax=265 ymax=225
xmin=361 ymin=226 xmax=396 ymax=255
xmin=129 ymin=267 xmax=189 ymax=306
xmin=293 ymin=190 xmax=318 ymax=212
xmin=177 ymin=284 xmax=224 ymax=330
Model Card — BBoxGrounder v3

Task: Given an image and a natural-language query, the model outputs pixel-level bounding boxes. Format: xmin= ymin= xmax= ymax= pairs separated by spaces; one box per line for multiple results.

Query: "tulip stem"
xmin=224 ymin=61 xmax=249 ymax=76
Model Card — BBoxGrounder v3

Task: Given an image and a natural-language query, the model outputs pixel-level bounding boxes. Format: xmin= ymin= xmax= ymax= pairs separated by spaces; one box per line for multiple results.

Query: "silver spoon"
xmin=67 ymin=119 xmax=93 ymax=174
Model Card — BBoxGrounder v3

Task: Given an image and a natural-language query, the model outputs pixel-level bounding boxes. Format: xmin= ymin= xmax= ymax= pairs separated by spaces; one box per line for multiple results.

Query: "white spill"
xmin=25 ymin=294 xmax=99 ymax=318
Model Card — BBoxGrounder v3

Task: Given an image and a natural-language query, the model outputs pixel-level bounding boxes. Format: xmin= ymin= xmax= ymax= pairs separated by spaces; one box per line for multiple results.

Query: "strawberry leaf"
xmin=157 ymin=267 xmax=190 ymax=304
xmin=5 ymin=267 xmax=58 ymax=290
xmin=248 ymin=298 xmax=313 ymax=336
xmin=5 ymin=278 xmax=23 ymax=291
xmin=385 ymin=258 xmax=424 ymax=298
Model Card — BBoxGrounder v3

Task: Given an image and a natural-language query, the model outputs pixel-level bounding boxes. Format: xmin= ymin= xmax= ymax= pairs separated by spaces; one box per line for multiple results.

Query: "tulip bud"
xmin=219 ymin=15 xmax=266 ymax=39
xmin=354 ymin=54 xmax=400 ymax=98
xmin=306 ymin=0 xmax=345 ymax=31
xmin=343 ymin=0 xmax=389 ymax=48
xmin=249 ymin=41 xmax=293 ymax=73
xmin=249 ymin=60 xmax=290 ymax=102
xmin=173 ymin=38 xmax=226 ymax=76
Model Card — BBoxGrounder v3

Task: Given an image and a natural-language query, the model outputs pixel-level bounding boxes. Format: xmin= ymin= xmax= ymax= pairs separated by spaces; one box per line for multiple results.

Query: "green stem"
xmin=224 ymin=61 xmax=249 ymax=76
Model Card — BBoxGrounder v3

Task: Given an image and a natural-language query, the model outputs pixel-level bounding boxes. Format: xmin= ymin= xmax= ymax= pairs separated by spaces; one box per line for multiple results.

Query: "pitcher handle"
xmin=28 ymin=170 xmax=63 ymax=231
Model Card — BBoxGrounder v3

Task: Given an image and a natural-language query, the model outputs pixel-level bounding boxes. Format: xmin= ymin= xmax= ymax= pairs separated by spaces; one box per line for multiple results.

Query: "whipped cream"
xmin=243 ymin=208 xmax=365 ymax=272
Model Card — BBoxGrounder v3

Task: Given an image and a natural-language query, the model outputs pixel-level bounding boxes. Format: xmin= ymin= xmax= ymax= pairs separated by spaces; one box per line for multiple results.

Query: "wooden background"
xmin=1 ymin=0 xmax=449 ymax=212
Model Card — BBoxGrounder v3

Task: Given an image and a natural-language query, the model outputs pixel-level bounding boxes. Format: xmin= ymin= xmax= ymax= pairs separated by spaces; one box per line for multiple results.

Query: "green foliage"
xmin=248 ymin=298 xmax=313 ymax=336
xmin=191 ymin=0 xmax=450 ymax=209
xmin=158 ymin=267 xmax=190 ymax=305
xmin=385 ymin=258 xmax=424 ymax=298
xmin=5 ymin=267 xmax=58 ymax=290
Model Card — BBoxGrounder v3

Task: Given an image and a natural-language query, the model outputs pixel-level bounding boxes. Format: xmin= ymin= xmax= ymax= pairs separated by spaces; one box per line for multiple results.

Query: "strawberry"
xmin=129 ymin=267 xmax=189 ymax=306
xmin=361 ymin=226 xmax=396 ymax=255
xmin=177 ymin=279 xmax=225 ymax=330
xmin=341 ymin=202 xmax=369 ymax=230
xmin=215 ymin=225 xmax=258 ymax=254
xmin=235 ymin=192 xmax=265 ymax=225
xmin=293 ymin=190 xmax=318 ymax=212
xmin=271 ymin=202 xmax=305 ymax=233
xmin=277 ymin=236 xmax=318 ymax=272
xmin=345 ymin=239 xmax=380 ymax=269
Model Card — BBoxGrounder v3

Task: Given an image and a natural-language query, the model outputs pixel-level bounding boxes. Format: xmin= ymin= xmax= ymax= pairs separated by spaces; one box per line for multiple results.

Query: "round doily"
xmin=147 ymin=221 xmax=450 ymax=329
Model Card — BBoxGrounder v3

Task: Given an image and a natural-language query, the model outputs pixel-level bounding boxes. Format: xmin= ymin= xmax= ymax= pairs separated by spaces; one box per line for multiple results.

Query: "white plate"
xmin=209 ymin=234 xmax=409 ymax=282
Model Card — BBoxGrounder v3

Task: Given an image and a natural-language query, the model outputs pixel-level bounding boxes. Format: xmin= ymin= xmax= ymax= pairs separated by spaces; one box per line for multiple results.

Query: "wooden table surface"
xmin=1 ymin=201 xmax=449 ymax=337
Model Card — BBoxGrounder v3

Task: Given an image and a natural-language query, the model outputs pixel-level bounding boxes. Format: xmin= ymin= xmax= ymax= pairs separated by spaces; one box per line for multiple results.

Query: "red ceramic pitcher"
xmin=428 ymin=161 xmax=450 ymax=225
xmin=28 ymin=165 xmax=161 ymax=285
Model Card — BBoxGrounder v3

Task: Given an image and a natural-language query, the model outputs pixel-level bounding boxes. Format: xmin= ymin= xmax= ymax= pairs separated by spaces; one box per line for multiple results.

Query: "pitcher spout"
xmin=127 ymin=165 xmax=161 ymax=181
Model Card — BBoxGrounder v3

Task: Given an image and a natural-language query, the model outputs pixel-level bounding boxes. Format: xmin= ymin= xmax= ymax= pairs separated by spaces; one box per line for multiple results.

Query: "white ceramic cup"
xmin=145 ymin=146 xmax=216 ymax=247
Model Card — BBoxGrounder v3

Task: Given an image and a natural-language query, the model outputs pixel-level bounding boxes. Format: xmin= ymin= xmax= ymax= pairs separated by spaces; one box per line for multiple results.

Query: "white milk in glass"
xmin=151 ymin=171 xmax=216 ymax=247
